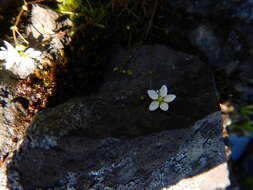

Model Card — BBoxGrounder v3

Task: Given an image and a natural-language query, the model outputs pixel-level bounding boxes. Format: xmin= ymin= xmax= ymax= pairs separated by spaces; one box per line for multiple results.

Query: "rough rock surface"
xmin=4 ymin=45 xmax=229 ymax=189
xmin=0 ymin=4 xmax=73 ymax=159
xmin=0 ymin=4 xmax=72 ymax=189
xmin=28 ymin=45 xmax=219 ymax=138
xmin=0 ymin=71 xmax=30 ymax=190
xmin=7 ymin=112 xmax=229 ymax=190
xmin=0 ymin=71 xmax=29 ymax=162
xmin=163 ymin=0 xmax=253 ymax=105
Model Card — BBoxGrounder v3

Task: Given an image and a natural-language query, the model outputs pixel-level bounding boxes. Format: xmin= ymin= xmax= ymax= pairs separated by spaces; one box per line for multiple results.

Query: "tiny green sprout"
xmin=127 ymin=69 xmax=133 ymax=75
xmin=113 ymin=67 xmax=132 ymax=76
xmin=147 ymin=85 xmax=176 ymax=111
xmin=113 ymin=67 xmax=119 ymax=71
xmin=140 ymin=96 xmax=145 ymax=100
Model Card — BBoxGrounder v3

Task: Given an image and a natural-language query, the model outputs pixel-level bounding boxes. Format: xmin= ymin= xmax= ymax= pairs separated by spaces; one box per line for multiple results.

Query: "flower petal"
xmin=0 ymin=51 xmax=7 ymax=60
xmin=4 ymin=59 xmax=16 ymax=69
xmin=25 ymin=48 xmax=41 ymax=57
xmin=164 ymin=94 xmax=176 ymax=103
xmin=149 ymin=101 xmax=159 ymax=111
xmin=5 ymin=52 xmax=21 ymax=66
xmin=160 ymin=102 xmax=169 ymax=111
xmin=159 ymin=85 xmax=167 ymax=97
xmin=22 ymin=57 xmax=35 ymax=66
xmin=4 ymin=45 xmax=20 ymax=60
xmin=147 ymin=90 xmax=158 ymax=100
xmin=3 ymin=41 xmax=16 ymax=53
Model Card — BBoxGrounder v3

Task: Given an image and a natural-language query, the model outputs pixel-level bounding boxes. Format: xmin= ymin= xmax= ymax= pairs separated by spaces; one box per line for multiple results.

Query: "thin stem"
xmin=12 ymin=29 xmax=17 ymax=45
xmin=14 ymin=9 xmax=24 ymax=27
xmin=12 ymin=9 xmax=24 ymax=45
xmin=16 ymin=30 xmax=29 ymax=44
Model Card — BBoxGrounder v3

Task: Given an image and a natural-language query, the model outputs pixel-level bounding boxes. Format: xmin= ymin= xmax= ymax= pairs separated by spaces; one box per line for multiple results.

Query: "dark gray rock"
xmin=166 ymin=0 xmax=225 ymax=16
xmin=0 ymin=71 xmax=29 ymax=162
xmin=162 ymin=0 xmax=253 ymax=106
xmin=166 ymin=0 xmax=253 ymax=22
xmin=7 ymin=112 xmax=229 ymax=190
xmin=5 ymin=45 xmax=229 ymax=190
xmin=29 ymin=45 xmax=219 ymax=138
xmin=235 ymin=0 xmax=253 ymax=22
xmin=0 ymin=71 xmax=31 ymax=189
xmin=189 ymin=25 xmax=221 ymax=64
xmin=160 ymin=0 xmax=253 ymax=71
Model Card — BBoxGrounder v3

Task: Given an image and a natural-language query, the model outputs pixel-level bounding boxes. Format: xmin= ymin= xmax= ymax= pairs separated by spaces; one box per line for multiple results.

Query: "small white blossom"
xmin=0 ymin=40 xmax=41 ymax=73
xmin=147 ymin=85 xmax=176 ymax=111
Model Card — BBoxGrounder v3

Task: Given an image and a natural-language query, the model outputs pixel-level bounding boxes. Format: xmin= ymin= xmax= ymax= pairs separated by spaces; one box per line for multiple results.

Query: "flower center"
xmin=18 ymin=51 xmax=28 ymax=58
xmin=157 ymin=96 xmax=164 ymax=104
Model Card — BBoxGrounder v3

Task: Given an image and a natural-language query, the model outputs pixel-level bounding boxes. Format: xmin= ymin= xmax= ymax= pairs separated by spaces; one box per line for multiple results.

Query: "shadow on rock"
xmin=4 ymin=45 xmax=229 ymax=190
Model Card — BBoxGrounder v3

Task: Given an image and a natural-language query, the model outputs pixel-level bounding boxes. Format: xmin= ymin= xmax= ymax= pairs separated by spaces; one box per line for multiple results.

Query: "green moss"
xmin=229 ymin=105 xmax=253 ymax=135
xmin=113 ymin=67 xmax=133 ymax=76
xmin=58 ymin=0 xmax=82 ymax=13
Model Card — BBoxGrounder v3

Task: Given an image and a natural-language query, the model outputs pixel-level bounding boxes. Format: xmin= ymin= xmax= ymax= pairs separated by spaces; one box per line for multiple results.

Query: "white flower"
xmin=0 ymin=40 xmax=41 ymax=71
xmin=147 ymin=85 xmax=176 ymax=111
